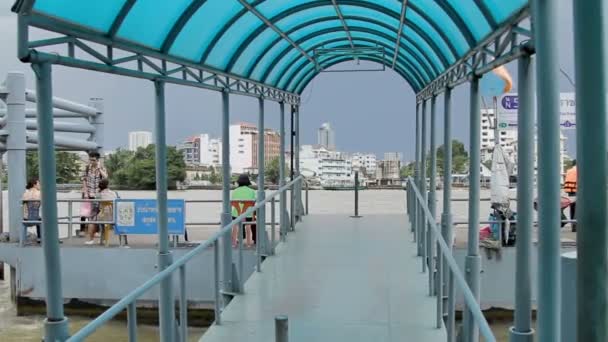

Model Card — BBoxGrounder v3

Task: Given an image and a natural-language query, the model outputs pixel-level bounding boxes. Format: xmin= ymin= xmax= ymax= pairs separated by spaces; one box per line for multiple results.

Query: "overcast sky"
xmin=0 ymin=1 xmax=577 ymax=161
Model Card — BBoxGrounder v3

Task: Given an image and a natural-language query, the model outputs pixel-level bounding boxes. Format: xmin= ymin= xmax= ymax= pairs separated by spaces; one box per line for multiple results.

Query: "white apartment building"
xmin=300 ymin=145 xmax=352 ymax=185
xmin=384 ymin=152 xmax=403 ymax=161
xmin=128 ymin=131 xmax=152 ymax=151
xmin=351 ymin=153 xmax=377 ymax=177
xmin=230 ymin=122 xmax=281 ymax=174
xmin=178 ymin=134 xmax=222 ymax=166
xmin=507 ymin=133 xmax=568 ymax=176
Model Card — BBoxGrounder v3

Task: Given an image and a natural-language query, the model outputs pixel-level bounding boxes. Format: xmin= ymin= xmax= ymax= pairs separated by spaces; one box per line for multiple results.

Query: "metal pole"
xmin=5 ymin=72 xmax=26 ymax=244
xmin=154 ymin=80 xmax=174 ymax=342
xmin=414 ymin=102 xmax=420 ymax=246
xmin=420 ymin=99 xmax=428 ymax=273
xmin=275 ymin=315 xmax=289 ymax=342
xmin=271 ymin=196 xmax=276 ymax=255
xmin=429 ymin=96 xmax=437 ymax=297
xmin=213 ymin=241 xmax=221 ymax=325
xmin=532 ymin=1 xmax=562 ymax=341
xmin=290 ymin=105 xmax=295 ymax=231
xmin=0 ymin=154 xmax=3 ymax=280
xmin=295 ymin=105 xmax=302 ymax=221
xmin=279 ymin=102 xmax=287 ymax=241
xmin=442 ymin=88 xmax=455 ymax=341
xmin=88 ymin=97 xmax=104 ymax=153
xmin=32 ymin=62 xmax=69 ymax=341
xmin=257 ymin=96 xmax=266 ymax=268
xmin=179 ymin=265 xmax=187 ymax=342
xmin=127 ymin=302 xmax=137 ymax=342
xmin=573 ymin=1 xmax=608 ymax=341
xmin=353 ymin=171 xmax=360 ymax=217
xmin=464 ymin=76 xmax=481 ymax=342
xmin=509 ymin=53 xmax=535 ymax=342
xmin=429 ymin=96 xmax=440 ymax=326
xmin=220 ymin=90 xmax=234 ymax=293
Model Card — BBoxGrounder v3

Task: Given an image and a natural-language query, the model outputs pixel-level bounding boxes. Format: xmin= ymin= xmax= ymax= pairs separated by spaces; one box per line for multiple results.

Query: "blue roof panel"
xmin=25 ymin=0 xmax=530 ymax=94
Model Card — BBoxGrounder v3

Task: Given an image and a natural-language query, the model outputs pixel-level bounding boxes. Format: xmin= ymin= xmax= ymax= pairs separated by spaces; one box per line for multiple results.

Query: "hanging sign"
xmin=496 ymin=93 xmax=576 ymax=130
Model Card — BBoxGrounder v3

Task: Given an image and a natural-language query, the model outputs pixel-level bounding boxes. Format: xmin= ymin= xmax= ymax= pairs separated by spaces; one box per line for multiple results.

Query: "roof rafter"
xmin=236 ymin=0 xmax=318 ymax=69
xmin=108 ymin=0 xmax=136 ymax=38
xmin=330 ymin=0 xmax=354 ymax=49
xmin=392 ymin=0 xmax=408 ymax=69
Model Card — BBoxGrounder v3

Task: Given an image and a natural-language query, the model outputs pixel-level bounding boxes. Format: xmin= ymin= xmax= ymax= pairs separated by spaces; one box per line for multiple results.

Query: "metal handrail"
xmin=67 ymin=176 xmax=303 ymax=341
xmin=407 ymin=177 xmax=496 ymax=342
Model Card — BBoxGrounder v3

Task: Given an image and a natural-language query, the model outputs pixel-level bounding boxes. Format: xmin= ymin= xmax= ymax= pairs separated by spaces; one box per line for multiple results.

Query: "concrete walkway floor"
xmin=201 ymin=214 xmax=446 ymax=342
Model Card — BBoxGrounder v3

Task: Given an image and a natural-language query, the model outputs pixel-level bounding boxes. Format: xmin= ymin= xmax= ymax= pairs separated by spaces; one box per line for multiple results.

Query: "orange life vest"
xmin=564 ymin=166 xmax=577 ymax=193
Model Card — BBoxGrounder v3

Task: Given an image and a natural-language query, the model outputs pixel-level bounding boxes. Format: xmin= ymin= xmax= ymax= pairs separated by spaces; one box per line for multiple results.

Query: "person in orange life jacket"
xmin=564 ymin=160 xmax=577 ymax=232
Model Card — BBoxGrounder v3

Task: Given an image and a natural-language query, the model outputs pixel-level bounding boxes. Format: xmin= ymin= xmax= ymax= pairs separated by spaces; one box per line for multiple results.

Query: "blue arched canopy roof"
xmin=26 ymin=0 xmax=527 ymax=94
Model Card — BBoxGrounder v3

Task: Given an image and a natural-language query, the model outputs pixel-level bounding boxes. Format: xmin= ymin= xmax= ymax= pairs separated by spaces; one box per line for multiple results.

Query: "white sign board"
xmin=496 ymin=92 xmax=576 ymax=130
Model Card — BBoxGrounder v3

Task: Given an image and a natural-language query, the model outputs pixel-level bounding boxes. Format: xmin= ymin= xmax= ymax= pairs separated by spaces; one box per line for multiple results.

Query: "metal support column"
xmin=414 ymin=102 xmax=420 ymax=243
xmin=289 ymin=105 xmax=295 ymax=231
xmin=87 ymin=97 xmax=104 ymax=153
xmin=532 ymin=1 xmax=562 ymax=340
xmin=295 ymin=105 xmax=302 ymax=221
xmin=428 ymin=96 xmax=437 ymax=296
xmin=573 ymin=1 xmax=608 ymax=341
xmin=4 ymin=72 xmax=26 ymax=244
xmin=279 ymin=102 xmax=287 ymax=241
xmin=419 ymin=100 xmax=428 ymax=273
xmin=32 ymin=62 xmax=69 ymax=341
xmin=154 ymin=80 xmax=174 ymax=342
xmin=442 ymin=88 xmax=455 ymax=341
xmin=509 ymin=52 xmax=535 ymax=342
xmin=220 ymin=90 xmax=235 ymax=292
xmin=464 ymin=76 xmax=481 ymax=342
xmin=257 ymin=97 xmax=266 ymax=262
xmin=429 ymin=96 xmax=440 ymax=326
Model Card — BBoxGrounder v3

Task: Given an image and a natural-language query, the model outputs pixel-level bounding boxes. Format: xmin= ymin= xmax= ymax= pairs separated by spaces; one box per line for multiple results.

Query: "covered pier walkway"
xmin=202 ymin=214 xmax=446 ymax=342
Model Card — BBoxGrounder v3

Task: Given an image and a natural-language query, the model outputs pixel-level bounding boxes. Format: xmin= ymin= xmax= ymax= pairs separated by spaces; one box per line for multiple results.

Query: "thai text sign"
xmin=114 ymin=199 xmax=185 ymax=235
xmin=497 ymin=92 xmax=576 ymax=130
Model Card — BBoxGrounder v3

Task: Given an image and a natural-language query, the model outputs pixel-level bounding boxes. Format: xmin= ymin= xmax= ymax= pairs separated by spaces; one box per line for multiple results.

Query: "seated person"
xmin=231 ymin=174 xmax=257 ymax=248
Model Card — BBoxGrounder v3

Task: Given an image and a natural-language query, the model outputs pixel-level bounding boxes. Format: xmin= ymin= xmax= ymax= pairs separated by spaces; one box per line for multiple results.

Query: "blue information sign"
xmin=114 ymin=199 xmax=185 ymax=235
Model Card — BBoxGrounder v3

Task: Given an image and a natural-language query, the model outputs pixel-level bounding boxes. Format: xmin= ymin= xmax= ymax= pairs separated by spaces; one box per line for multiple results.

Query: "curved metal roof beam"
xmin=432 ymin=1 xmax=476 ymax=46
xmin=209 ymin=1 xmax=452 ymax=74
xmin=293 ymin=55 xmax=420 ymax=93
xmin=286 ymin=44 xmax=424 ymax=92
xmin=293 ymin=55 xmax=421 ymax=94
xmin=231 ymin=15 xmax=441 ymax=78
xmin=472 ymin=0 xmax=498 ymax=28
xmin=160 ymin=0 xmax=208 ymax=53
xmin=275 ymin=36 xmax=434 ymax=90
xmin=282 ymin=40 xmax=426 ymax=90
xmin=272 ymin=19 xmax=442 ymax=84
xmin=107 ymin=0 xmax=137 ymax=38
xmin=261 ymin=26 xmax=433 ymax=86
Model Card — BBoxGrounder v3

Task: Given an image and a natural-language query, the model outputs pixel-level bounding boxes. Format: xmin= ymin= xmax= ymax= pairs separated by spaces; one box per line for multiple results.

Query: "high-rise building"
xmin=383 ymin=152 xmax=403 ymax=162
xmin=317 ymin=122 xmax=335 ymax=150
xmin=128 ymin=131 xmax=152 ymax=151
xmin=230 ymin=122 xmax=281 ymax=174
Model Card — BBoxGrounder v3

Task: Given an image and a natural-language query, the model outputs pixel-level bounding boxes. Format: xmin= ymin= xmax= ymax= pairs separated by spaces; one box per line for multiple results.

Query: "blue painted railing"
xmin=67 ymin=176 xmax=304 ymax=342
xmin=406 ymin=177 xmax=497 ymax=342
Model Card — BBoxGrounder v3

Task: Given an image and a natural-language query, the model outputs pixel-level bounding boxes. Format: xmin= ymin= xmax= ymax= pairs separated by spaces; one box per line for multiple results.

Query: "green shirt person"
xmin=231 ymin=174 xmax=257 ymax=247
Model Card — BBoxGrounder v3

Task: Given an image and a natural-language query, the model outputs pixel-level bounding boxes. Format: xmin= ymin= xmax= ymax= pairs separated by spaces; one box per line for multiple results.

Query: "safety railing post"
xmin=305 ymin=181 xmax=309 ymax=216
xmin=67 ymin=201 xmax=73 ymax=240
xmin=290 ymin=184 xmax=295 ymax=232
xmin=213 ymin=241 xmax=221 ymax=325
xmin=127 ymin=302 xmax=137 ymax=342
xmin=271 ymin=197 xmax=276 ymax=255
xmin=275 ymin=315 xmax=289 ymax=342
xmin=352 ymin=171 xmax=361 ymax=218
xmin=179 ymin=265 xmax=187 ymax=342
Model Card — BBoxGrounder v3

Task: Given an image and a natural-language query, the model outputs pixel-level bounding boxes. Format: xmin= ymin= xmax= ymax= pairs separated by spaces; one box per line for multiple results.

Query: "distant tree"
xmin=266 ymin=157 xmax=285 ymax=184
xmin=194 ymin=172 xmax=201 ymax=181
xmin=400 ymin=162 xmax=415 ymax=178
xmin=424 ymin=139 xmax=469 ymax=177
xmin=105 ymin=145 xmax=186 ymax=189
xmin=26 ymin=151 xmax=81 ymax=183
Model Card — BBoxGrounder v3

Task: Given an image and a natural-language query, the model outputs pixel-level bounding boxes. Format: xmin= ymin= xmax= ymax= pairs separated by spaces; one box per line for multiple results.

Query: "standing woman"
xmin=22 ymin=178 xmax=41 ymax=243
